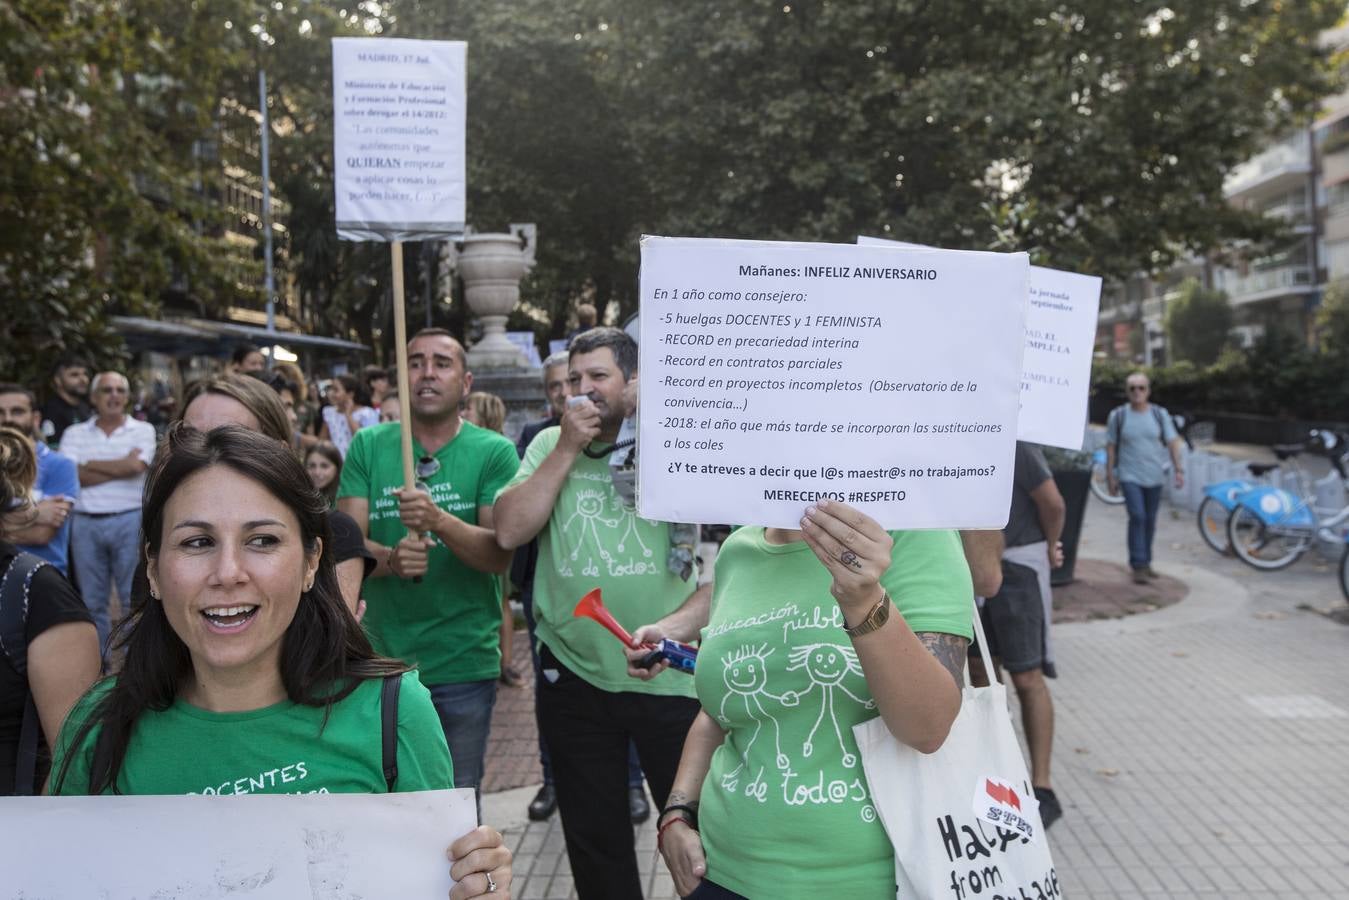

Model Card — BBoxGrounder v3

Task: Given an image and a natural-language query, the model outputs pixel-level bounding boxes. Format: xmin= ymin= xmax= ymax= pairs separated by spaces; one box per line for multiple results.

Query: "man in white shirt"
xmin=58 ymin=371 xmax=157 ymax=652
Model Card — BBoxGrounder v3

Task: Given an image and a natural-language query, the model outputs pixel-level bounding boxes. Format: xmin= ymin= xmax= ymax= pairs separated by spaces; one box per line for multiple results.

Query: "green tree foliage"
xmin=1316 ymin=279 xmax=1349 ymax=358
xmin=227 ymin=4 xmax=396 ymax=353
xmin=402 ymin=0 xmax=1340 ymax=330
xmin=1165 ymin=278 xmax=1233 ymax=365
xmin=1093 ymin=331 xmax=1349 ymax=423
xmin=4 ymin=1 xmax=1344 ymax=374
xmin=1 ymin=0 xmax=257 ymax=386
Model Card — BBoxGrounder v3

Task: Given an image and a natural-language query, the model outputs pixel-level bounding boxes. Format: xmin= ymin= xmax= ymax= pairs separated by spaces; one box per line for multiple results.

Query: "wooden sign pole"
xmin=390 ymin=241 xmax=415 ymax=492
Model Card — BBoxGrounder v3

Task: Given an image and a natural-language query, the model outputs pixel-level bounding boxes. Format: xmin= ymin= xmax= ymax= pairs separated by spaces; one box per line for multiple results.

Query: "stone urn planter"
xmin=459 ymin=233 xmax=531 ymax=369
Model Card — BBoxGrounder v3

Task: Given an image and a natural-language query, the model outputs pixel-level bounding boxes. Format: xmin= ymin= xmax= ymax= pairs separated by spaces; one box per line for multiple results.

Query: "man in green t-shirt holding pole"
xmin=495 ymin=327 xmax=709 ymax=900
xmin=338 ymin=328 xmax=520 ymax=809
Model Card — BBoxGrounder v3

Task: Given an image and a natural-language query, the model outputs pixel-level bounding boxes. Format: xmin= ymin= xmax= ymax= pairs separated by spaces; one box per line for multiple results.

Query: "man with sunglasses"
xmin=56 ymin=371 xmax=156 ymax=652
xmin=1105 ymin=372 xmax=1185 ymax=583
xmin=337 ymin=328 xmax=519 ymax=811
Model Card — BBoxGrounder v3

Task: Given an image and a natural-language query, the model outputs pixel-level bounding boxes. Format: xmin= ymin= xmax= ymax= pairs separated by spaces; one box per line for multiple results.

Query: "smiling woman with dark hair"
xmin=49 ymin=426 xmax=513 ymax=899
xmin=179 ymin=374 xmax=374 ymax=622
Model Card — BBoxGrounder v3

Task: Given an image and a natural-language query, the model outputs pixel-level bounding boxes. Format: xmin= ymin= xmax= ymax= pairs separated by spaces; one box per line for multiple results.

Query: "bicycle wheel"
xmin=1340 ymin=544 xmax=1349 ymax=602
xmin=1090 ymin=462 xmax=1124 ymax=505
xmin=1196 ymin=497 xmax=1231 ymax=554
xmin=1226 ymin=505 xmax=1311 ymax=571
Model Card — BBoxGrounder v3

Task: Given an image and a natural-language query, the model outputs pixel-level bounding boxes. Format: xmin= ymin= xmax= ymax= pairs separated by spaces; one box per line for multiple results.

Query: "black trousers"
xmin=537 ymin=643 xmax=700 ymax=900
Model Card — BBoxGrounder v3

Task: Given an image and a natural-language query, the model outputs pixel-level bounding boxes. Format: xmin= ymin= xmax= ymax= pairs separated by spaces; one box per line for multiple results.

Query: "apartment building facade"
xmin=1096 ymin=23 xmax=1349 ymax=363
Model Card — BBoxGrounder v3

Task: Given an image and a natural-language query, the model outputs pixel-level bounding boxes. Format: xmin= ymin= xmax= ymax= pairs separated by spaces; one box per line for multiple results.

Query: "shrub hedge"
xmin=1091 ymin=332 xmax=1349 ymax=423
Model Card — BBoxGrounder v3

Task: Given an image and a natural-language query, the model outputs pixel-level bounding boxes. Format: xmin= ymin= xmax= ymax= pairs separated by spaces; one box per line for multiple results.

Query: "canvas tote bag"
xmin=854 ymin=595 xmax=1061 ymax=899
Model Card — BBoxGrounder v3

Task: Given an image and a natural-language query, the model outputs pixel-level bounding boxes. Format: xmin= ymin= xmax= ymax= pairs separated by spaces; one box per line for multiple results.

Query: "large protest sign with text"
xmin=0 ymin=789 xmax=477 ymax=898
xmin=332 ymin=38 xmax=466 ymax=241
xmin=637 ymin=237 xmax=1027 ymax=530
xmin=860 ymin=236 xmax=1101 ymax=451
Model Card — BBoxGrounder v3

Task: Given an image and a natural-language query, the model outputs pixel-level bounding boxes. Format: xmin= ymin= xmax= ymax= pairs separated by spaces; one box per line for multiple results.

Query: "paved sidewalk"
xmin=487 ymin=496 xmax=1349 ymax=899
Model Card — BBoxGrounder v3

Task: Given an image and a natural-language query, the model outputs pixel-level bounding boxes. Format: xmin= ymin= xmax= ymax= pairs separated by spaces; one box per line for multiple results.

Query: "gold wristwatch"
xmin=843 ymin=591 xmax=891 ymax=638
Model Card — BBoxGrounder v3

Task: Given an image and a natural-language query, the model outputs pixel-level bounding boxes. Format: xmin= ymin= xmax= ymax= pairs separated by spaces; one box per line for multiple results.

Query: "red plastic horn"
xmin=573 ymin=588 xmax=646 ymax=649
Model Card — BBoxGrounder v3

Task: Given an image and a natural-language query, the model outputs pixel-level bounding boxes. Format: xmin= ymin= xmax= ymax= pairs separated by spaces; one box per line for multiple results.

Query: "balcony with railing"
xmin=1259 ymin=201 xmax=1313 ymax=230
xmin=1225 ymin=133 xmax=1312 ymax=199
xmin=1213 ymin=264 xmax=1316 ymax=305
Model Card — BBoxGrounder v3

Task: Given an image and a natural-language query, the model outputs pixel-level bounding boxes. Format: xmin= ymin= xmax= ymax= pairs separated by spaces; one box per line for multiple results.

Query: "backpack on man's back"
xmin=1106 ymin=403 xmax=1173 ymax=451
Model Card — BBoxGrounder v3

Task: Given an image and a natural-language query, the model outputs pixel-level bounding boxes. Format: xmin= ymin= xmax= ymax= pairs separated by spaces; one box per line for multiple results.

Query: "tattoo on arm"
xmin=660 ymin=789 xmax=698 ymax=825
xmin=663 ymin=789 xmax=696 ymax=811
xmin=917 ymin=632 xmax=969 ymax=689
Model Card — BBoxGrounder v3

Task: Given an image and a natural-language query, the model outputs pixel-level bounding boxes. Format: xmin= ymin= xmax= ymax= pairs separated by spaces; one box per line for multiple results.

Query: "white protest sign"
xmin=859 ymin=236 xmax=1102 ymax=450
xmin=506 ymin=330 xmax=544 ymax=367
xmin=637 ymin=237 xmax=1027 ymax=530
xmin=0 ymin=788 xmax=476 ymax=898
xmin=332 ymin=38 xmax=466 ymax=241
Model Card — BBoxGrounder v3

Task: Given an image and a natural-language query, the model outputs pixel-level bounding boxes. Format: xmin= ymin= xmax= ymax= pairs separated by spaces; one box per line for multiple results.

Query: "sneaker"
xmin=1131 ymin=569 xmax=1148 ymax=584
xmin=1143 ymin=566 xmax=1160 ymax=579
xmin=629 ymin=785 xmax=651 ymax=824
xmin=527 ymin=783 xmax=557 ymax=821
xmin=1034 ymin=786 xmax=1063 ymax=830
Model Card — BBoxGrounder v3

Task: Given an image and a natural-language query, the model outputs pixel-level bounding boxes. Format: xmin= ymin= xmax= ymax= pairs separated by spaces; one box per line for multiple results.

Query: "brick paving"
xmin=486 ymin=494 xmax=1349 ymax=899
xmin=483 ymin=629 xmax=543 ymax=794
xmin=1053 ymin=558 xmax=1187 ymax=624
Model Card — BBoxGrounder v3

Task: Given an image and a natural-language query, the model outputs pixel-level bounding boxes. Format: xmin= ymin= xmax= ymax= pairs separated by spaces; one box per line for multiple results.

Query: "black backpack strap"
xmin=14 ymin=693 xmax=40 ymax=796
xmin=381 ymin=673 xmax=402 ymax=792
xmin=1 ymin=552 xmax=48 ymax=796
xmin=0 ymin=552 xmax=46 ymax=676
xmin=89 ymin=721 xmax=116 ymax=794
xmin=1152 ymin=406 xmax=1168 ymax=447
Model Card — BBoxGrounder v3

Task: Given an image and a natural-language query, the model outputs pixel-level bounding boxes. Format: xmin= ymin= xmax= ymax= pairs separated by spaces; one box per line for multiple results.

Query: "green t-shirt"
xmin=503 ymin=427 xmax=697 ymax=698
xmin=51 ymin=671 xmax=453 ymax=795
xmin=695 ymin=527 xmax=973 ymax=900
xmin=338 ymin=421 xmax=519 ymax=685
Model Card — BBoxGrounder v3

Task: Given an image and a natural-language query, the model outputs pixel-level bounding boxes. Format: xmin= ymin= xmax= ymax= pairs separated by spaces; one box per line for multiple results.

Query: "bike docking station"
xmin=1190 ymin=430 xmax=1349 ymax=584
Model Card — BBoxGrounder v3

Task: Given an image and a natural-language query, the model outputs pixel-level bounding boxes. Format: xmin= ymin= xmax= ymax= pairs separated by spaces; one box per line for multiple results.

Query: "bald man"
xmin=58 ymin=371 xmax=157 ymax=652
xmin=337 ymin=328 xmax=520 ymax=812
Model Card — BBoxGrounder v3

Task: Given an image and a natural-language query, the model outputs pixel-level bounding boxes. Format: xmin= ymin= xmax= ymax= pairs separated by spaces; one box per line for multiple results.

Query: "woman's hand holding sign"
xmin=448 ymin=825 xmax=513 ymax=899
xmin=799 ymin=499 xmax=894 ymax=621
xmin=799 ymin=499 xmax=965 ymax=754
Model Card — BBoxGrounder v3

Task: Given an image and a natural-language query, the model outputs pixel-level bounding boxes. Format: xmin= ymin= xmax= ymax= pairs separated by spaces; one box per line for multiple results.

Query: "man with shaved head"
xmin=337 ymin=328 xmax=520 ymax=812
xmin=57 ymin=370 xmax=157 ymax=653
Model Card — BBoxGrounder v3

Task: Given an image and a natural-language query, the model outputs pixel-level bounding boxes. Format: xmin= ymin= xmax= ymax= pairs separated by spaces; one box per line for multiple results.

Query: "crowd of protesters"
xmin=1 ymin=315 xmax=1106 ymax=900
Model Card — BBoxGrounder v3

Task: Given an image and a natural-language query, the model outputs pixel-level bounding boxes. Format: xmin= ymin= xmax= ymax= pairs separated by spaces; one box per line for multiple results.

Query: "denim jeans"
xmin=427 ymin=679 xmax=498 ymax=813
xmin=69 ymin=509 xmax=142 ymax=654
xmin=1120 ymin=481 xmax=1163 ymax=570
